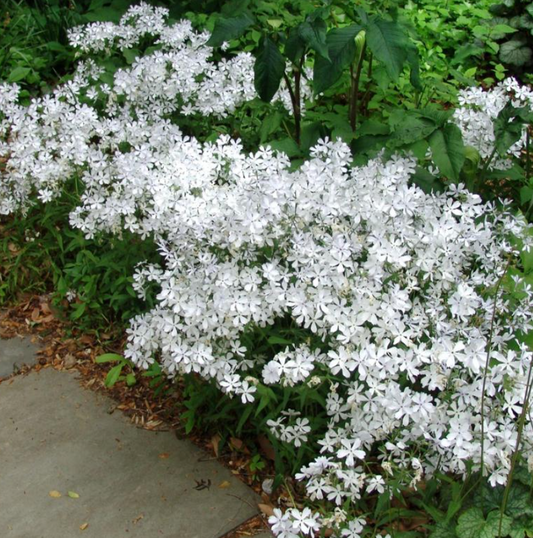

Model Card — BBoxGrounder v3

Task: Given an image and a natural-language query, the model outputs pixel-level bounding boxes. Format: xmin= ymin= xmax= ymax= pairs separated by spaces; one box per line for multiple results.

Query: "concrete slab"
xmin=0 ymin=336 xmax=39 ymax=377
xmin=0 ymin=368 xmax=260 ymax=538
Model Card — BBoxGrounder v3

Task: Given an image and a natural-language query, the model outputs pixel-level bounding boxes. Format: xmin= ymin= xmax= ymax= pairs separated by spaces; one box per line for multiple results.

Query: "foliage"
xmin=488 ymin=0 xmax=533 ymax=79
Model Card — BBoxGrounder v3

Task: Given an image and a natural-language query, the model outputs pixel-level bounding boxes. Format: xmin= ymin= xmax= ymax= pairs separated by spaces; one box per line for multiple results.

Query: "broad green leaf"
xmin=267 ymin=19 xmax=283 ymax=29
xmin=494 ymin=103 xmax=530 ymax=155
xmin=453 ymin=44 xmax=484 ymax=65
xmin=260 ymin=111 xmax=283 ymax=142
xmin=499 ymin=40 xmax=532 ymax=66
xmin=254 ymin=37 xmax=285 ymax=102
xmin=429 ymin=124 xmax=465 ymax=181
xmin=416 ymin=108 xmax=453 ymax=127
xmin=358 ymin=120 xmax=390 ymax=136
xmin=105 ymin=364 xmax=123 ymax=387
xmin=365 ymin=17 xmax=408 ymax=80
xmin=268 ymin=137 xmax=301 ymax=157
xmin=406 ymin=43 xmax=422 ymax=91
xmin=313 ymin=24 xmax=362 ymax=94
xmin=504 ymin=484 xmax=533 ymax=517
xmin=298 ymin=19 xmax=330 ymax=60
xmin=389 ymin=111 xmax=438 ymax=147
xmin=428 ymin=521 xmax=456 ymax=538
xmin=285 ymin=26 xmax=307 ymax=64
xmin=491 ymin=23 xmax=518 ymax=39
xmin=410 ymin=166 xmax=444 ymax=194
xmin=123 ymin=48 xmax=140 ymax=64
xmin=8 ymin=67 xmax=31 ymax=83
xmin=221 ymin=0 xmax=250 ymax=16
xmin=95 ymin=353 xmax=124 ymax=363
xmin=456 ymin=508 xmax=512 ymax=538
xmin=206 ymin=13 xmax=254 ymax=47
xmin=301 ymin=121 xmax=326 ymax=152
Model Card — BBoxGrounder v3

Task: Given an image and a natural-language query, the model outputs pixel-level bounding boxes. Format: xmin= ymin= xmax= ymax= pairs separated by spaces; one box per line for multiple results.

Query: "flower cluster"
xmin=1 ymin=5 xmax=533 ymax=537
xmin=453 ymin=77 xmax=533 ymax=169
xmin=0 ymin=3 xmax=304 ymax=214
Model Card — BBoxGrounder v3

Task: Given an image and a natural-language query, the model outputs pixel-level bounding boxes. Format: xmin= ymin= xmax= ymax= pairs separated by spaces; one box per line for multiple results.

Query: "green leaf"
xmin=268 ymin=137 xmax=301 ymax=157
xmin=206 ymin=13 xmax=254 ymax=47
xmin=365 ymin=17 xmax=408 ymax=80
xmin=410 ymin=166 xmax=444 ymax=194
xmin=125 ymin=373 xmax=137 ymax=386
xmin=285 ymin=26 xmax=307 ymax=64
xmin=358 ymin=120 xmax=390 ymax=136
xmin=123 ymin=48 xmax=140 ymax=64
xmin=456 ymin=508 xmax=512 ymax=538
xmin=491 ymin=23 xmax=518 ymax=39
xmin=260 ymin=111 xmax=283 ymax=142
xmin=428 ymin=521 xmax=456 ymax=538
xmin=105 ymin=364 xmax=123 ymax=388
xmin=254 ymin=36 xmax=285 ymax=102
xmin=504 ymin=485 xmax=533 ymax=517
xmin=220 ymin=0 xmax=250 ymax=16
xmin=313 ymin=25 xmax=362 ymax=94
xmin=389 ymin=111 xmax=438 ymax=147
xmin=236 ymin=404 xmax=253 ymax=433
xmin=8 ymin=67 xmax=31 ymax=83
xmin=428 ymin=124 xmax=465 ymax=181
xmin=453 ymin=44 xmax=484 ymax=65
xmin=494 ymin=103 xmax=530 ymax=155
xmin=95 ymin=353 xmax=124 ymax=363
xmin=267 ymin=336 xmax=293 ymax=345
xmin=499 ymin=40 xmax=532 ymax=66
xmin=298 ymin=18 xmax=329 ymax=60
xmin=406 ymin=43 xmax=422 ymax=91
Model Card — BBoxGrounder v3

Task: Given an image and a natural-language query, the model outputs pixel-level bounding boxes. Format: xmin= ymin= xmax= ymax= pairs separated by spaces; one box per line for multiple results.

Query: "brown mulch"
xmin=0 ymin=293 xmax=276 ymax=537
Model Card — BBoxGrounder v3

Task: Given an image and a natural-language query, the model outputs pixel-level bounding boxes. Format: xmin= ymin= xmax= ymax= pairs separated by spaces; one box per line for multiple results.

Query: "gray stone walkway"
xmin=0 ymin=337 xmax=271 ymax=538
xmin=0 ymin=335 xmax=39 ymax=377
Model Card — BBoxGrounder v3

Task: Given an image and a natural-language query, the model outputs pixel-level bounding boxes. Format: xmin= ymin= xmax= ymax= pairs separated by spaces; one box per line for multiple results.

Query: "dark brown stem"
xmin=360 ymin=53 xmax=373 ymax=117
xmin=283 ymin=66 xmax=301 ymax=146
xmin=349 ymin=42 xmax=366 ymax=133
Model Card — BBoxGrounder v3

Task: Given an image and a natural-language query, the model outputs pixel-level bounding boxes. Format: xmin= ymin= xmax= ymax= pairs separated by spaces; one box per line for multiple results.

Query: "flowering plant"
xmin=1 ymin=4 xmax=533 ymax=537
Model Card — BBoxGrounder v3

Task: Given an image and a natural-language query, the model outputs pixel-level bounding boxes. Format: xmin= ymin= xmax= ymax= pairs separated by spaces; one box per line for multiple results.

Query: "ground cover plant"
xmin=2 ymin=3 xmax=533 ymax=538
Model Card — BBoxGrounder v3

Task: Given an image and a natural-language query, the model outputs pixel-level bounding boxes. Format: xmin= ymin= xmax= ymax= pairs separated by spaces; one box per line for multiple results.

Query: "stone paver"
xmin=0 ymin=336 xmax=39 ymax=377
xmin=0 ymin=342 xmax=261 ymax=538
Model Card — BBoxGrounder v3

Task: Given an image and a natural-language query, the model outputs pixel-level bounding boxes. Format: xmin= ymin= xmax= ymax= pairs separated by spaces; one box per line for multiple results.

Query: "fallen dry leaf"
xmin=211 ymin=434 xmax=221 ymax=457
xmin=218 ymin=481 xmax=231 ymax=489
xmin=257 ymin=435 xmax=276 ymax=461
xmin=229 ymin=437 xmax=243 ymax=450
xmin=132 ymin=514 xmax=144 ymax=525
xmin=79 ymin=523 xmax=89 ymax=530
xmin=257 ymin=503 xmax=274 ymax=517
xmin=158 ymin=452 xmax=170 ymax=459
xmin=49 ymin=490 xmax=62 ymax=498
xmin=67 ymin=491 xmax=80 ymax=499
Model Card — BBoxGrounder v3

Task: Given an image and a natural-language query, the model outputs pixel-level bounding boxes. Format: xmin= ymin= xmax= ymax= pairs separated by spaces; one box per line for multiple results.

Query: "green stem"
xmin=480 ymin=258 xmax=511 ymax=481
xmin=479 ymin=146 xmax=498 ymax=183
xmin=499 ymin=355 xmax=533 ymax=536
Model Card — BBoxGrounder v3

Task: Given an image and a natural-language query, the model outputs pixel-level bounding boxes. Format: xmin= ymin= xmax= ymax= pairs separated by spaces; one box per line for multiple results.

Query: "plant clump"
xmin=1 ymin=4 xmax=533 ymax=538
